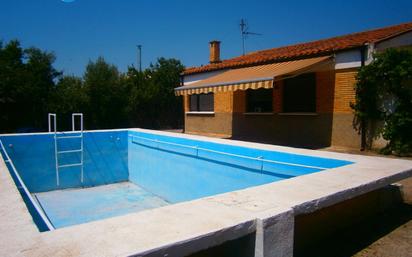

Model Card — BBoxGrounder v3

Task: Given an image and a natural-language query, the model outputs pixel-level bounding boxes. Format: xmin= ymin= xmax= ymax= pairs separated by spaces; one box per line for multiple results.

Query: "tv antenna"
xmin=240 ymin=18 xmax=261 ymax=55
xmin=137 ymin=45 xmax=142 ymax=72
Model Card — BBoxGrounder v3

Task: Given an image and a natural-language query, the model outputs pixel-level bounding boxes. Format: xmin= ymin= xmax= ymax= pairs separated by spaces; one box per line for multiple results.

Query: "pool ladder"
xmin=48 ymin=113 xmax=84 ymax=186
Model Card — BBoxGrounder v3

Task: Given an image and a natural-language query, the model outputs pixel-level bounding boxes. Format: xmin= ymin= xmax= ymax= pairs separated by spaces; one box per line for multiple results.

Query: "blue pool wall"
xmin=0 ymin=130 xmax=128 ymax=193
xmin=0 ymin=129 xmax=353 ymax=199
xmin=128 ymin=130 xmax=353 ymax=203
xmin=0 ymin=129 xmax=353 ymax=231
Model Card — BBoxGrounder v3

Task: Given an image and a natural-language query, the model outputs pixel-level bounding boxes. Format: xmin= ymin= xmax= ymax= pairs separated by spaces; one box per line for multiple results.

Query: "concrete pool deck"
xmin=1 ymin=128 xmax=412 ymax=257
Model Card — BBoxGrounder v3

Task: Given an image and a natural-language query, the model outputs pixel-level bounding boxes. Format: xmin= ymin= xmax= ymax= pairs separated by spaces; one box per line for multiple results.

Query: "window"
xmin=246 ymin=88 xmax=273 ymax=113
xmin=189 ymin=93 xmax=214 ymax=112
xmin=283 ymin=73 xmax=316 ymax=113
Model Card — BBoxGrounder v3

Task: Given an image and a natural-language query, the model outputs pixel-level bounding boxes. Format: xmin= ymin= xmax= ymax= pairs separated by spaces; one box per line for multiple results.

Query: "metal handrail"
xmin=0 ymin=139 xmax=55 ymax=231
xmin=71 ymin=113 xmax=84 ymax=183
xmin=48 ymin=113 xmax=56 ymax=133
xmin=48 ymin=113 xmax=84 ymax=186
xmin=129 ymin=135 xmax=327 ymax=170
xmin=48 ymin=113 xmax=59 ymax=185
xmin=56 ymin=135 xmax=82 ymax=139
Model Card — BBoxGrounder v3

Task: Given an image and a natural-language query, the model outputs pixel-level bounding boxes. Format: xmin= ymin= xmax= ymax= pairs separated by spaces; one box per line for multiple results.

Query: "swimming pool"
xmin=0 ymin=129 xmax=352 ymax=231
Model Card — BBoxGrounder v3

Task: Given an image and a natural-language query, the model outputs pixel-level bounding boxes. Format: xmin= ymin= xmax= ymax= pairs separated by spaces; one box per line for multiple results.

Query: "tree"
xmin=148 ymin=58 xmax=184 ymax=129
xmin=123 ymin=66 xmax=149 ymax=127
xmin=0 ymin=39 xmax=184 ymax=133
xmin=125 ymin=58 xmax=184 ymax=129
xmin=49 ymin=76 xmax=87 ymax=130
xmin=0 ymin=40 xmax=25 ymax=131
xmin=352 ymin=48 xmax=412 ymax=155
xmin=23 ymin=47 xmax=61 ymax=128
xmin=83 ymin=57 xmax=128 ymax=129
xmin=0 ymin=40 xmax=60 ymax=132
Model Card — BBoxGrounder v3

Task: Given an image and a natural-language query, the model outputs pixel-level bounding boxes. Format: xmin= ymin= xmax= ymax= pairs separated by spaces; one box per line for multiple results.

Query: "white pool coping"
xmin=0 ymin=128 xmax=412 ymax=256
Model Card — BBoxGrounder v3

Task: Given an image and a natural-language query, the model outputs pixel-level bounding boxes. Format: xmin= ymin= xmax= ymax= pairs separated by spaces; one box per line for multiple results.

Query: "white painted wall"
xmin=334 ymin=49 xmax=363 ymax=70
xmin=376 ymin=31 xmax=412 ymax=51
xmin=334 ymin=30 xmax=412 ymax=70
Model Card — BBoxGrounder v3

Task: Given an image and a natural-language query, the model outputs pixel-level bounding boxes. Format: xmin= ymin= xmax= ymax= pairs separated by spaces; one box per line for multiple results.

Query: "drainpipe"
xmin=360 ymin=45 xmax=367 ymax=151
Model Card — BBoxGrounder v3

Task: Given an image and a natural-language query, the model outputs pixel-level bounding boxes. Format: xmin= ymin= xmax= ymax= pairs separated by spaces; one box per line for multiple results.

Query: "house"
xmin=175 ymin=22 xmax=412 ymax=149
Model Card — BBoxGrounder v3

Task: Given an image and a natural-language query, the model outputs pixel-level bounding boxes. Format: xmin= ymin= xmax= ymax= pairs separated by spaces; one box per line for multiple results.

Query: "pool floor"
xmin=34 ymin=182 xmax=169 ymax=228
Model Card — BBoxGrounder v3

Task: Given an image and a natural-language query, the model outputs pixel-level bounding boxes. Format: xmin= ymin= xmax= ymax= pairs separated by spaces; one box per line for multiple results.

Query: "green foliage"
xmin=352 ymin=48 xmax=412 ymax=155
xmin=0 ymin=40 xmax=60 ymax=132
xmin=0 ymin=39 xmax=184 ymax=132
xmin=83 ymin=57 xmax=128 ymax=129
xmin=149 ymin=58 xmax=184 ymax=129
xmin=126 ymin=58 xmax=184 ymax=129
xmin=49 ymin=76 xmax=88 ymax=130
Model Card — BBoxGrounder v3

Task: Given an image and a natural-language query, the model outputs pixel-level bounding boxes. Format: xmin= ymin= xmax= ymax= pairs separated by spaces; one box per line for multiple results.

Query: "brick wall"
xmin=230 ymin=72 xmax=335 ymax=147
xmin=185 ymin=70 xmax=336 ymax=115
xmin=183 ymin=95 xmax=189 ymax=112
xmin=333 ymin=69 xmax=357 ymax=113
xmin=184 ymin=91 xmax=233 ymax=137
xmin=215 ymin=91 xmax=233 ymax=113
xmin=183 ymin=69 xmax=362 ymax=148
xmin=183 ymin=92 xmax=234 ymax=113
xmin=331 ymin=68 xmax=361 ymax=148
xmin=316 ymin=70 xmax=335 ymax=113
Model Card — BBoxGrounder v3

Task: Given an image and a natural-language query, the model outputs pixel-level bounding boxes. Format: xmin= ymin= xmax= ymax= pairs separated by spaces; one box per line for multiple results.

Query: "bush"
xmin=352 ymin=48 xmax=412 ymax=155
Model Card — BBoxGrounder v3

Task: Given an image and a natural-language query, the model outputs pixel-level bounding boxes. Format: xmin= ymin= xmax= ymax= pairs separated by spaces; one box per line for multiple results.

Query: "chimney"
xmin=209 ymin=40 xmax=221 ymax=64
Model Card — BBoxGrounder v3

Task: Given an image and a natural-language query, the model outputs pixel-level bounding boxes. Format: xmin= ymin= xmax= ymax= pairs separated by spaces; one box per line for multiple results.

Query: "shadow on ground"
xmin=295 ymin=203 xmax=412 ymax=257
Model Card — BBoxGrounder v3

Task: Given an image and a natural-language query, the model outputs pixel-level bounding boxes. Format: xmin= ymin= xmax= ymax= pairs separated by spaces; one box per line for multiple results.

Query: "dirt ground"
xmin=308 ymin=202 xmax=412 ymax=257
xmin=353 ymin=215 xmax=412 ymax=257
xmin=351 ymin=178 xmax=412 ymax=257
xmin=319 ymin=147 xmax=412 ymax=257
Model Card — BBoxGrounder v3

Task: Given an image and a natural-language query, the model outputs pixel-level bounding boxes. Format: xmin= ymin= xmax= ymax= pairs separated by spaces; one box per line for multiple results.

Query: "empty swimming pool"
xmin=0 ymin=129 xmax=352 ymax=231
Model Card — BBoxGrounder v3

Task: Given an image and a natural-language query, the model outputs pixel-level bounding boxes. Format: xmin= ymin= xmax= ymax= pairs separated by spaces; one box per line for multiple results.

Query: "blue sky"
xmin=1 ymin=0 xmax=412 ymax=76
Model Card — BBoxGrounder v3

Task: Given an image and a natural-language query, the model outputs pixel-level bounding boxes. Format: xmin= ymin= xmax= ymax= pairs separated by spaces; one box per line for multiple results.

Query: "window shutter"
xmin=190 ymin=95 xmax=198 ymax=111
xmin=199 ymin=93 xmax=214 ymax=111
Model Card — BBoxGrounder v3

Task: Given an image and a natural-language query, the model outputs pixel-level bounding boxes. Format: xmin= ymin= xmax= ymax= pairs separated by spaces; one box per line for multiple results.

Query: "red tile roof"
xmin=184 ymin=21 xmax=412 ymax=75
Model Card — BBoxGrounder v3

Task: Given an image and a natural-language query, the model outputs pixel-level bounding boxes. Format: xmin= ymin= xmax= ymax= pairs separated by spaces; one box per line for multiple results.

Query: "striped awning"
xmin=175 ymin=56 xmax=332 ymax=96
